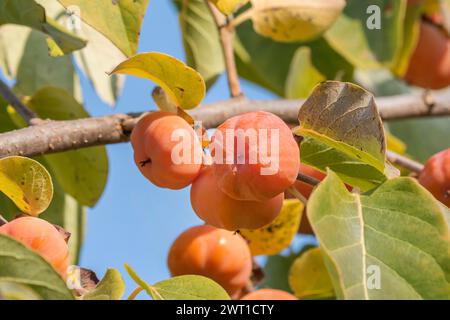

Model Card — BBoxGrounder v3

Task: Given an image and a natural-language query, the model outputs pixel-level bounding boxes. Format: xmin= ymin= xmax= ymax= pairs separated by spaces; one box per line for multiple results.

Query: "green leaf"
xmin=300 ymin=137 xmax=388 ymax=191
xmin=40 ymin=0 xmax=125 ymax=106
xmin=82 ymin=269 xmax=125 ymax=300
xmin=389 ymin=118 xmax=450 ymax=162
xmin=58 ymin=0 xmax=149 ymax=57
xmin=0 ymin=234 xmax=74 ymax=300
xmin=250 ymin=0 xmax=345 ymax=43
xmin=0 ymin=281 xmax=42 ymax=300
xmin=152 ymin=275 xmax=231 ymax=300
xmin=324 ymin=0 xmax=406 ymax=69
xmin=9 ymin=87 xmax=108 ymax=207
xmin=0 ymin=25 xmax=30 ymax=79
xmin=308 ymin=170 xmax=450 ymax=299
xmin=0 ymin=0 xmax=86 ymax=55
xmin=0 ymin=156 xmax=53 ymax=216
xmin=174 ymin=0 xmax=224 ymax=88
xmin=111 ymin=52 xmax=206 ymax=109
xmin=13 ymin=30 xmax=78 ymax=97
xmin=235 ymin=22 xmax=353 ymax=97
xmin=295 ymin=81 xmax=394 ymax=191
xmin=288 ymin=247 xmax=335 ymax=299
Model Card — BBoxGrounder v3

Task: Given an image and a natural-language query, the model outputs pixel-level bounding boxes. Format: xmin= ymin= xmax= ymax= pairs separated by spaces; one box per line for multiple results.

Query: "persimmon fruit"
xmin=131 ymin=111 xmax=202 ymax=190
xmin=167 ymin=225 xmax=252 ymax=298
xmin=404 ymin=20 xmax=450 ymax=89
xmin=241 ymin=288 xmax=297 ymax=300
xmin=418 ymin=148 xmax=450 ymax=207
xmin=211 ymin=111 xmax=300 ymax=201
xmin=0 ymin=216 xmax=69 ymax=277
xmin=191 ymin=166 xmax=283 ymax=230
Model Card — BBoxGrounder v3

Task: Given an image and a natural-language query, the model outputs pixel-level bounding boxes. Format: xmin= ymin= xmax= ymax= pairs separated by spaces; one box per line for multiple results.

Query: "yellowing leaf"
xmin=240 ymin=199 xmax=304 ymax=256
xmin=386 ymin=132 xmax=406 ymax=155
xmin=58 ymin=0 xmax=149 ymax=57
xmin=82 ymin=269 xmax=125 ymax=300
xmin=288 ymin=247 xmax=335 ymax=299
xmin=111 ymin=52 xmax=206 ymax=109
xmin=210 ymin=0 xmax=249 ymax=15
xmin=0 ymin=156 xmax=53 ymax=216
xmin=250 ymin=0 xmax=346 ymax=42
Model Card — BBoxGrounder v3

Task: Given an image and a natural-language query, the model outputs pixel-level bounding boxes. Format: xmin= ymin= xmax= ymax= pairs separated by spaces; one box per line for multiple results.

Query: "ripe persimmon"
xmin=241 ymin=288 xmax=297 ymax=300
xmin=0 ymin=217 xmax=69 ymax=277
xmin=211 ymin=111 xmax=300 ymax=201
xmin=191 ymin=166 xmax=283 ymax=230
xmin=418 ymin=148 xmax=450 ymax=207
xmin=167 ymin=225 xmax=252 ymax=298
xmin=404 ymin=21 xmax=450 ymax=89
xmin=131 ymin=111 xmax=202 ymax=190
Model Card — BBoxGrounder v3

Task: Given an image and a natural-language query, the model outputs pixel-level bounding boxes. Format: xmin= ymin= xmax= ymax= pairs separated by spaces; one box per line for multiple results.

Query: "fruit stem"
xmin=127 ymin=287 xmax=143 ymax=300
xmin=287 ymin=186 xmax=308 ymax=205
xmin=297 ymin=172 xmax=320 ymax=186
xmin=386 ymin=150 xmax=424 ymax=174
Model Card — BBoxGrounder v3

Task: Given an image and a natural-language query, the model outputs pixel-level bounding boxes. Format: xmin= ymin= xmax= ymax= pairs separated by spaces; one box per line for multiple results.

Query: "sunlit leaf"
xmin=58 ymin=0 xmax=149 ymax=57
xmin=210 ymin=0 xmax=248 ymax=15
xmin=295 ymin=81 xmax=395 ymax=191
xmin=324 ymin=0 xmax=405 ymax=69
xmin=174 ymin=0 xmax=224 ymax=88
xmin=0 ymin=156 xmax=53 ymax=216
xmin=288 ymin=247 xmax=335 ymax=299
xmin=308 ymin=170 xmax=450 ymax=299
xmin=82 ymin=269 xmax=125 ymax=300
xmin=240 ymin=199 xmax=304 ymax=256
xmin=250 ymin=0 xmax=345 ymax=42
xmin=0 ymin=281 xmax=42 ymax=300
xmin=0 ymin=0 xmax=86 ymax=55
xmin=0 ymin=234 xmax=74 ymax=300
xmin=111 ymin=52 xmax=206 ymax=109
xmin=152 ymin=275 xmax=231 ymax=300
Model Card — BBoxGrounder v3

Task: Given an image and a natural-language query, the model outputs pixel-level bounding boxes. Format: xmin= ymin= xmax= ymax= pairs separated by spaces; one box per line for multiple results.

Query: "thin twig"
xmin=205 ymin=1 xmax=242 ymax=97
xmin=0 ymin=78 xmax=40 ymax=125
xmin=386 ymin=150 xmax=424 ymax=174
xmin=287 ymin=186 xmax=308 ymax=205
xmin=297 ymin=172 xmax=320 ymax=186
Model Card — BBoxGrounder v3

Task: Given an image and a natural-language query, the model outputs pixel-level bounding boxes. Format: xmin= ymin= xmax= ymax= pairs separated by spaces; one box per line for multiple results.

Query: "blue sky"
xmin=78 ymin=0 xmax=278 ymax=297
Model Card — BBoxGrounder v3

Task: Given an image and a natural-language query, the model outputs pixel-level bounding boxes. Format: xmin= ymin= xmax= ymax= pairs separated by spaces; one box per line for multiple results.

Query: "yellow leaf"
xmin=240 ymin=199 xmax=303 ymax=256
xmin=210 ymin=0 xmax=249 ymax=15
xmin=110 ymin=52 xmax=206 ymax=109
xmin=0 ymin=156 xmax=53 ymax=216
xmin=288 ymin=247 xmax=335 ymax=299
xmin=386 ymin=132 xmax=406 ymax=155
xmin=250 ymin=0 xmax=346 ymax=42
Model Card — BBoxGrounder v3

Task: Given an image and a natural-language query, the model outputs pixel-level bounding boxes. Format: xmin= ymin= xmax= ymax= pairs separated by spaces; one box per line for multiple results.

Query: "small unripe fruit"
xmin=404 ymin=21 xmax=450 ymax=89
xmin=241 ymin=288 xmax=297 ymax=300
xmin=418 ymin=148 xmax=450 ymax=207
xmin=211 ymin=111 xmax=300 ymax=201
xmin=131 ymin=112 xmax=202 ymax=190
xmin=0 ymin=217 xmax=69 ymax=277
xmin=168 ymin=225 xmax=252 ymax=298
xmin=191 ymin=166 xmax=283 ymax=230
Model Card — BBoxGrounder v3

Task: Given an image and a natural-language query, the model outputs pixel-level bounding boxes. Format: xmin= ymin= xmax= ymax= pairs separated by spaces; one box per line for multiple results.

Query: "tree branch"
xmin=0 ymin=91 xmax=450 ymax=158
xmin=205 ymin=1 xmax=242 ymax=98
xmin=386 ymin=151 xmax=424 ymax=174
xmin=0 ymin=78 xmax=41 ymax=125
